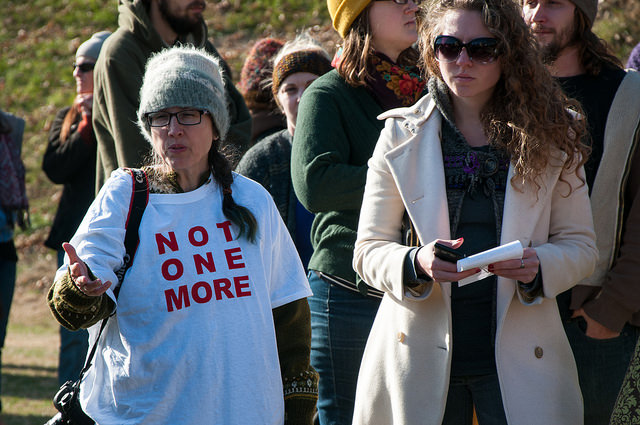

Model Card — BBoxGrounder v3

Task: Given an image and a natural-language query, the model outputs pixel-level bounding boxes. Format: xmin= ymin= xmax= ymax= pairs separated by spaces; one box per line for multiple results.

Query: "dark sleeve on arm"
xmin=235 ymin=143 xmax=270 ymax=188
xmin=403 ymin=247 xmax=433 ymax=288
xmin=581 ymin=141 xmax=640 ymax=332
xmin=42 ymin=108 xmax=96 ymax=183
xmin=273 ymin=298 xmax=318 ymax=425
xmin=47 ymin=266 xmax=114 ymax=331
xmin=222 ymin=79 xmax=252 ymax=158
xmin=92 ymin=44 xmax=150 ymax=191
xmin=518 ymin=265 xmax=543 ymax=304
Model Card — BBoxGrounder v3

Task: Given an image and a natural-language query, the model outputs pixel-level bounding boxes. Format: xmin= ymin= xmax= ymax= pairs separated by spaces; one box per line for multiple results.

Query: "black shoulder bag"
xmin=45 ymin=168 xmax=149 ymax=425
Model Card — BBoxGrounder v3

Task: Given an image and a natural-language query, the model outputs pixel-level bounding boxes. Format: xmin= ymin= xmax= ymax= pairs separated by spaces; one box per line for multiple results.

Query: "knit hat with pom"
xmin=239 ymin=38 xmax=285 ymax=111
xmin=137 ymin=45 xmax=229 ymax=142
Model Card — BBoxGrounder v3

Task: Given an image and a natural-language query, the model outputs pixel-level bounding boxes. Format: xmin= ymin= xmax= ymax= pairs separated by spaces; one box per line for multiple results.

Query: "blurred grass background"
xmin=0 ymin=0 xmax=638 ymax=423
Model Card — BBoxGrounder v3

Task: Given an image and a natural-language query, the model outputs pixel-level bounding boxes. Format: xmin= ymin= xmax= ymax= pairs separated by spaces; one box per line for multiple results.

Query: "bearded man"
xmin=523 ymin=1 xmax=640 ymax=424
xmin=92 ymin=0 xmax=251 ymax=192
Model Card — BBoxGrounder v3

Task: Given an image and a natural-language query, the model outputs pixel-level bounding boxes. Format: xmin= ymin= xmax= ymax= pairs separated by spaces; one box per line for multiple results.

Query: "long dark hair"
xmin=208 ymin=142 xmax=258 ymax=242
xmin=573 ymin=8 xmax=623 ymax=76
xmin=60 ymin=107 xmax=79 ymax=143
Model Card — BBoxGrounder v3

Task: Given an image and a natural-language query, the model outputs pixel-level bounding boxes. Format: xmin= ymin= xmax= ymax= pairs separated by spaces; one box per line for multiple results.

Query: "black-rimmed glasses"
xmin=73 ymin=62 xmax=95 ymax=73
xmin=434 ymin=36 xmax=500 ymax=64
xmin=146 ymin=110 xmax=209 ymax=127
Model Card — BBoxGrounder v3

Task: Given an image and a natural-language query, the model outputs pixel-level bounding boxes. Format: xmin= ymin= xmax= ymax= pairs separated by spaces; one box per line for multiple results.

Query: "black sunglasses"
xmin=434 ymin=36 xmax=499 ymax=64
xmin=73 ymin=62 xmax=96 ymax=73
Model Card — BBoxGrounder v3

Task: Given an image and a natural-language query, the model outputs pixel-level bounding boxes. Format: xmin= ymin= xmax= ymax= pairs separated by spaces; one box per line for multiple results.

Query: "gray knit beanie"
xmin=571 ymin=0 xmax=597 ymax=27
xmin=137 ymin=45 xmax=230 ymax=143
xmin=76 ymin=31 xmax=111 ymax=61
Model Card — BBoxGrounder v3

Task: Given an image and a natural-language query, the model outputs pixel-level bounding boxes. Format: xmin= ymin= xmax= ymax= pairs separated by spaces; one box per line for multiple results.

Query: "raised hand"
xmin=62 ymin=242 xmax=112 ymax=297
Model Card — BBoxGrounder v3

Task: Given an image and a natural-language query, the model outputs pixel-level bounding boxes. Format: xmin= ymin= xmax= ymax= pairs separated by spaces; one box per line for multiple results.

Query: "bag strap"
xmin=113 ymin=168 xmax=149 ymax=298
xmin=77 ymin=168 xmax=149 ymax=379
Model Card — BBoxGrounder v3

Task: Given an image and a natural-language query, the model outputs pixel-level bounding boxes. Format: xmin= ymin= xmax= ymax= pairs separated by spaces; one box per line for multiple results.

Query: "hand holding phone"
xmin=433 ymin=242 xmax=465 ymax=263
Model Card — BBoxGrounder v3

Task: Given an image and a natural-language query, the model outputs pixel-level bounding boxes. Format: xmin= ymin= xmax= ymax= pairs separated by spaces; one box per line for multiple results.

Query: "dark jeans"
xmin=308 ymin=270 xmax=380 ymax=425
xmin=0 ymin=256 xmax=16 ymax=413
xmin=56 ymin=250 xmax=89 ymax=385
xmin=442 ymin=373 xmax=508 ymax=425
xmin=564 ymin=316 xmax=639 ymax=425
xmin=558 ymin=290 xmax=640 ymax=425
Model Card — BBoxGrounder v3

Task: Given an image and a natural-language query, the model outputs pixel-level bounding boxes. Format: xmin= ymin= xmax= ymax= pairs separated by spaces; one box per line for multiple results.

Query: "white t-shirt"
xmin=58 ymin=169 xmax=312 ymax=425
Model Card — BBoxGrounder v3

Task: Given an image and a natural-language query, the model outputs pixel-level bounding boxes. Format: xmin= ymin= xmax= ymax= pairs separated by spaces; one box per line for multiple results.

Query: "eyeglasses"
xmin=434 ymin=36 xmax=499 ymax=64
xmin=374 ymin=0 xmax=423 ymax=5
xmin=146 ymin=109 xmax=209 ymax=127
xmin=73 ymin=62 xmax=95 ymax=73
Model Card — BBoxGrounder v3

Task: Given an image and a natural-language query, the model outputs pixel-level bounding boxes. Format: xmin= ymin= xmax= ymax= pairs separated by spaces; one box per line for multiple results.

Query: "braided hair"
xmin=208 ymin=143 xmax=258 ymax=242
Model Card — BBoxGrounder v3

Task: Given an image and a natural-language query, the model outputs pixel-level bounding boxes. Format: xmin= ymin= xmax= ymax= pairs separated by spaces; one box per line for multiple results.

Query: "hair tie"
xmin=223 ymin=187 xmax=232 ymax=195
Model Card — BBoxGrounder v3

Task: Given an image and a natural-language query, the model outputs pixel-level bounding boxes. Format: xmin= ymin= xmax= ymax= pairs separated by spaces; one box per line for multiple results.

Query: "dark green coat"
xmin=291 ymin=70 xmax=385 ymax=289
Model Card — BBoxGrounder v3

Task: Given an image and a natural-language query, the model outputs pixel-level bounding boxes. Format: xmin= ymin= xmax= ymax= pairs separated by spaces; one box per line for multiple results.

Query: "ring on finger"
xmin=520 ymin=259 xmax=525 ymax=269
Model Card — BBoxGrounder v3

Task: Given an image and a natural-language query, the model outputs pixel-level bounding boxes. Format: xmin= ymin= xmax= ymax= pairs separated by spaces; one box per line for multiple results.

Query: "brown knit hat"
xmin=571 ymin=0 xmax=597 ymax=27
xmin=272 ymin=50 xmax=333 ymax=98
xmin=238 ymin=38 xmax=285 ymax=111
xmin=327 ymin=0 xmax=372 ymax=38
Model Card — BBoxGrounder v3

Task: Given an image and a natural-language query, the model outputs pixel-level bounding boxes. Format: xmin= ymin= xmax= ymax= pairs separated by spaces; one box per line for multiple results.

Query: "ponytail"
xmin=209 ymin=144 xmax=258 ymax=242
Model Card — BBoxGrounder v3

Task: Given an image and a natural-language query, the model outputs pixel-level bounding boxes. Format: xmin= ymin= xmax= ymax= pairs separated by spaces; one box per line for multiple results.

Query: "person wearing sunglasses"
xmin=351 ymin=0 xmax=597 ymax=424
xmin=290 ymin=0 xmax=425 ymax=423
xmin=42 ymin=30 xmax=110 ymax=389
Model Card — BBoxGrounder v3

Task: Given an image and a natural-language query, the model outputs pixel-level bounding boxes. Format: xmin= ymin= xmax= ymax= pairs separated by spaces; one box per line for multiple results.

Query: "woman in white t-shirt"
xmin=47 ymin=45 xmax=317 ymax=425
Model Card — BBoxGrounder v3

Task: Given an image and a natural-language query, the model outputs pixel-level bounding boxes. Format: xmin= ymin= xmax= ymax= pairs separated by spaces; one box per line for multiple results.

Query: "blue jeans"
xmin=56 ymin=250 xmax=89 ymax=385
xmin=442 ymin=373 xmax=508 ymax=425
xmin=0 ymin=255 xmax=16 ymax=412
xmin=308 ymin=271 xmax=380 ymax=425
xmin=564 ymin=316 xmax=639 ymax=425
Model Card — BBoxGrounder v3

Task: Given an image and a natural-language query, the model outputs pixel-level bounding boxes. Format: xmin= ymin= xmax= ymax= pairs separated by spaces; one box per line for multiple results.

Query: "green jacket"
xmin=291 ymin=70 xmax=384 ymax=289
xmin=92 ymin=0 xmax=251 ymax=192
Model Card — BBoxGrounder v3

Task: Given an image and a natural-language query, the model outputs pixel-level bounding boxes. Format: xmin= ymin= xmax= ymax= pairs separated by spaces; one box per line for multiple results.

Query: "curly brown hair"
xmin=418 ymin=0 xmax=589 ymax=192
xmin=337 ymin=5 xmax=420 ymax=87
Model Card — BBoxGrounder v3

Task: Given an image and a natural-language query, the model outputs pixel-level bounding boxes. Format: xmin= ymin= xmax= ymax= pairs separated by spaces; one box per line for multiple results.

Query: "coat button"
xmin=397 ymin=332 xmax=406 ymax=343
xmin=535 ymin=346 xmax=543 ymax=358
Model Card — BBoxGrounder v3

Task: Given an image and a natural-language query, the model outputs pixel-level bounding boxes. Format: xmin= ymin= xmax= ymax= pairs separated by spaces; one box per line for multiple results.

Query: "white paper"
xmin=456 ymin=240 xmax=524 ymax=286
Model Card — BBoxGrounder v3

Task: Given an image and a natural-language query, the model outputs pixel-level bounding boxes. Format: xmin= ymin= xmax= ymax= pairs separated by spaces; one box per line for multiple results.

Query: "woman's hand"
xmin=415 ymin=238 xmax=480 ymax=283
xmin=62 ymin=242 xmax=112 ymax=297
xmin=74 ymin=93 xmax=93 ymax=117
xmin=487 ymin=247 xmax=539 ymax=284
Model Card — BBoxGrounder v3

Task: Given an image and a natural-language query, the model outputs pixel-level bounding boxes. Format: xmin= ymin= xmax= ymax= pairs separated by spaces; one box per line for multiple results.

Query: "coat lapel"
xmin=383 ymin=104 xmax=452 ymax=298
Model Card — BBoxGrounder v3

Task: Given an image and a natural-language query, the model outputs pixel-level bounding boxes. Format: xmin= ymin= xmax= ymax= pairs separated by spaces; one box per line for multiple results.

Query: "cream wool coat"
xmin=352 ymin=94 xmax=598 ymax=425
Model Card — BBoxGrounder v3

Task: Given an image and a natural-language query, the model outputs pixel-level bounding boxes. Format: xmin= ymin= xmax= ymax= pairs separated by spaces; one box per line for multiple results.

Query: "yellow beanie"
xmin=327 ymin=0 xmax=372 ymax=38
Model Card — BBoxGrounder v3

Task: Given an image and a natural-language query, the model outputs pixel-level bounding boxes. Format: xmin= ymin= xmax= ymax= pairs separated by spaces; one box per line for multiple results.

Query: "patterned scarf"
xmin=0 ymin=132 xmax=28 ymax=229
xmin=366 ymin=52 xmax=425 ymax=110
xmin=429 ymin=77 xmax=510 ymax=242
